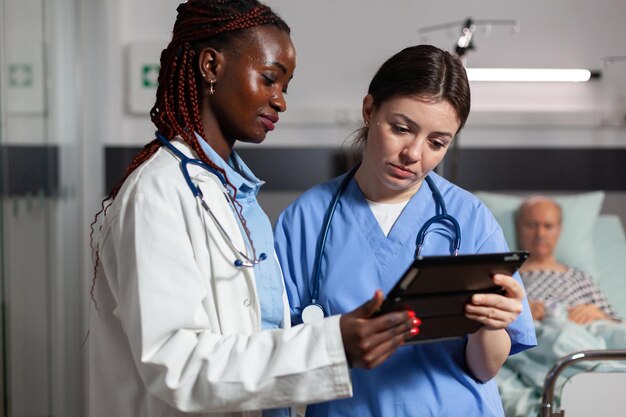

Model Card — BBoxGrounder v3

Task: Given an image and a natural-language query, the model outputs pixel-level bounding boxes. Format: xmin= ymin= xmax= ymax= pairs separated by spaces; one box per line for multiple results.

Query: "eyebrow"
xmin=394 ymin=113 xmax=455 ymax=138
xmin=271 ymin=61 xmax=288 ymax=75
xmin=268 ymin=60 xmax=294 ymax=83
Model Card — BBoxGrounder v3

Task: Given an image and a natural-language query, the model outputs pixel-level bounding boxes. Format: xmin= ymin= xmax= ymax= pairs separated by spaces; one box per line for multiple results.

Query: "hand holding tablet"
xmin=376 ymin=251 xmax=529 ymax=343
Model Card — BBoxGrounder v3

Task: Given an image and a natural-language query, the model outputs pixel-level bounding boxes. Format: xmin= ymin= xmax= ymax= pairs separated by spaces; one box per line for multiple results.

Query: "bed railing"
xmin=541 ymin=349 xmax=626 ymax=417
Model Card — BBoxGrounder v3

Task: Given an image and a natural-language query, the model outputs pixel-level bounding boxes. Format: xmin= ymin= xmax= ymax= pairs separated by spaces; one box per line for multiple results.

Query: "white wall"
xmin=107 ymin=0 xmax=626 ymax=148
xmin=95 ymin=0 xmax=626 ymax=230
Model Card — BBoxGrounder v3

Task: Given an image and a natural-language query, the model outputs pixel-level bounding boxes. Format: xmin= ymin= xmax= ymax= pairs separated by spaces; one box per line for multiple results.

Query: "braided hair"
xmin=90 ymin=0 xmax=290 ymax=305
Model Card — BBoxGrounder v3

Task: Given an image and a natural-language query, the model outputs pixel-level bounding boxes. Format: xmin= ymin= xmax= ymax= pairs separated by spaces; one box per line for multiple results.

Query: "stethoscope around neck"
xmin=155 ymin=131 xmax=267 ymax=268
xmin=301 ymin=163 xmax=462 ymax=323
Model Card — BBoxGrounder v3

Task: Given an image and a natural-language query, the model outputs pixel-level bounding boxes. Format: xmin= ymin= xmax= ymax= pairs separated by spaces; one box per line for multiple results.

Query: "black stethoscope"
xmin=301 ymin=164 xmax=462 ymax=323
xmin=156 ymin=132 xmax=267 ymax=268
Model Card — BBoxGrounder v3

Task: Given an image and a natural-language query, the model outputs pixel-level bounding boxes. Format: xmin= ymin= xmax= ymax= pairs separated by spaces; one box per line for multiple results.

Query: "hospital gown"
xmin=274 ymin=171 xmax=537 ymax=417
xmin=522 ymin=268 xmax=621 ymax=321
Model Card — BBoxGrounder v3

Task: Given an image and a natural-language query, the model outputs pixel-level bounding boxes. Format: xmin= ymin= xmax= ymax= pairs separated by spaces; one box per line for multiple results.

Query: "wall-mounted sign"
xmin=126 ymin=41 xmax=166 ymax=115
xmin=9 ymin=63 xmax=34 ymax=87
xmin=6 ymin=40 xmax=44 ymax=114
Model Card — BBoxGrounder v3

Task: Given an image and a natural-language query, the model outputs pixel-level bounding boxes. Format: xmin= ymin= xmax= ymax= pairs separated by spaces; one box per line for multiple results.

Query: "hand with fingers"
xmin=465 ymin=273 xmax=524 ymax=330
xmin=340 ymin=290 xmax=420 ymax=369
xmin=528 ymin=300 xmax=546 ymax=321
xmin=464 ymin=273 xmax=525 ymax=381
xmin=567 ymin=304 xmax=610 ymax=324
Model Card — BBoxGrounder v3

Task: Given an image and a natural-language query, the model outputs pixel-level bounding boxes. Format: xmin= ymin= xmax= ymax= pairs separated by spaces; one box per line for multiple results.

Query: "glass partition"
xmin=0 ymin=0 xmax=83 ymax=415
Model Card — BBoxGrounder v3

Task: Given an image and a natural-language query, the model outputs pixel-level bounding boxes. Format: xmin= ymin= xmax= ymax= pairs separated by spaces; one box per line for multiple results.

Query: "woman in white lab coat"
xmin=87 ymin=1 xmax=417 ymax=416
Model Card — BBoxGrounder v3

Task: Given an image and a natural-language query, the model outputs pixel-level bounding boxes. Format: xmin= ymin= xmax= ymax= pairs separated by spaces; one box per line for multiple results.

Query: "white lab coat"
xmin=88 ymin=138 xmax=352 ymax=417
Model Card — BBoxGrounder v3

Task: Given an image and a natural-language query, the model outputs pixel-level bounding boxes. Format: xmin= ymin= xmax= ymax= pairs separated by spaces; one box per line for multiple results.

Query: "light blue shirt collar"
xmin=193 ymin=132 xmax=264 ymax=196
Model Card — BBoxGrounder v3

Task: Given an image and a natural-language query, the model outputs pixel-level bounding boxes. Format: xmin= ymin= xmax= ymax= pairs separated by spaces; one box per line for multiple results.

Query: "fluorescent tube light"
xmin=466 ymin=68 xmax=598 ymax=82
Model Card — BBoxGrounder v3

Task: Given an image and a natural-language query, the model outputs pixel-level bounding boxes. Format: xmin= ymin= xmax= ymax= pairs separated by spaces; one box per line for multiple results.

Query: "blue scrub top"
xmin=274 ymin=171 xmax=536 ymax=417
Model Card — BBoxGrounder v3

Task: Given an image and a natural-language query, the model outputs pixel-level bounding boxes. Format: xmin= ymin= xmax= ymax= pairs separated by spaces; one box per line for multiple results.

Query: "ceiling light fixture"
xmin=466 ymin=68 xmax=602 ymax=82
xmin=419 ymin=18 xmax=602 ymax=83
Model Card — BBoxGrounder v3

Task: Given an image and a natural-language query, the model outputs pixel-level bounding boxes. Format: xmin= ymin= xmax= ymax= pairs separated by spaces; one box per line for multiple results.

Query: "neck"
xmin=201 ymin=110 xmax=234 ymax=162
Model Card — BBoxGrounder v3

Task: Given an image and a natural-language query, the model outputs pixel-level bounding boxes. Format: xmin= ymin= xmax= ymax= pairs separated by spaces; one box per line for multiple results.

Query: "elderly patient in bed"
xmin=496 ymin=196 xmax=626 ymax=417
xmin=516 ymin=196 xmax=622 ymax=324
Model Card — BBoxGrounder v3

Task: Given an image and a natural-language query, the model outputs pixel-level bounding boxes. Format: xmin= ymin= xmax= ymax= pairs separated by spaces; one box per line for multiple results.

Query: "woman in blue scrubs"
xmin=274 ymin=45 xmax=537 ymax=417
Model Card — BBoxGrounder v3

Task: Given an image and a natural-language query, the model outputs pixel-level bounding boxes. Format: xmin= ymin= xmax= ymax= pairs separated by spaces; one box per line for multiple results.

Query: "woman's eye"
xmin=262 ymin=74 xmax=275 ymax=86
xmin=430 ymin=140 xmax=446 ymax=149
xmin=392 ymin=124 xmax=410 ymax=134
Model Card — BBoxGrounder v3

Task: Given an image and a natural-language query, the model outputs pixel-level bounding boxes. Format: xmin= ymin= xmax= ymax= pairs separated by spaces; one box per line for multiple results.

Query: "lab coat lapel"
xmin=170 ymin=139 xmax=249 ymax=259
xmin=169 ymin=139 xmax=261 ymax=331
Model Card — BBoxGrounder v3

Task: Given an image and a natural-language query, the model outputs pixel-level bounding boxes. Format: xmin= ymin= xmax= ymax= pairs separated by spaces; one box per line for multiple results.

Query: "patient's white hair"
xmin=515 ymin=196 xmax=563 ymax=225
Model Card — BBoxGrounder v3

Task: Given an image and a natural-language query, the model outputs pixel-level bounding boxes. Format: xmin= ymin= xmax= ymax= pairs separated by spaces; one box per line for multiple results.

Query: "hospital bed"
xmin=540 ymin=212 xmax=626 ymax=417
xmin=542 ymin=349 xmax=626 ymax=417
xmin=476 ymin=191 xmax=626 ymax=417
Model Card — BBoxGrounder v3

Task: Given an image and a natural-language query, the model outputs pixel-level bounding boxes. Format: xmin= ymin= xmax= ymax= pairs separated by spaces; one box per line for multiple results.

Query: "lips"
xmin=389 ymin=163 xmax=416 ymax=179
xmin=260 ymin=114 xmax=279 ymax=131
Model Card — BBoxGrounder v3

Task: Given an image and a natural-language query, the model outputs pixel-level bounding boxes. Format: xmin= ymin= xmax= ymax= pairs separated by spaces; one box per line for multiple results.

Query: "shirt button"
xmin=243 ymin=298 xmax=251 ymax=307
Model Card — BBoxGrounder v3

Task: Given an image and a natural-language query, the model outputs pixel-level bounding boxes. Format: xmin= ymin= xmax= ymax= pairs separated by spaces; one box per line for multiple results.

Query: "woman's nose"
xmin=401 ymin=141 xmax=422 ymax=163
xmin=270 ymin=91 xmax=286 ymax=112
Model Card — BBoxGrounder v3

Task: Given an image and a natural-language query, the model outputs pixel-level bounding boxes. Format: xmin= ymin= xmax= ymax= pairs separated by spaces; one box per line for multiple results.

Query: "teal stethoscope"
xmin=301 ymin=164 xmax=462 ymax=323
xmin=156 ymin=132 xmax=267 ymax=268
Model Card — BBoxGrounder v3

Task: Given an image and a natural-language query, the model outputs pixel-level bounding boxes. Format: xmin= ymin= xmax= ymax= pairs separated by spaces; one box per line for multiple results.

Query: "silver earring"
xmin=364 ymin=119 xmax=369 ymax=126
xmin=209 ymin=79 xmax=215 ymax=95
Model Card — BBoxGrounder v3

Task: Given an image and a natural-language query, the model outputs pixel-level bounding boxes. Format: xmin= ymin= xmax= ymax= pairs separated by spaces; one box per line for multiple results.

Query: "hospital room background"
xmin=0 ymin=0 xmax=625 ymax=416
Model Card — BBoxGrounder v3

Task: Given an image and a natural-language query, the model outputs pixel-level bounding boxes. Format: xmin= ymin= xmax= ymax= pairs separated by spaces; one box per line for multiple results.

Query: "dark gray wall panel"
xmin=0 ymin=145 xmax=59 ymax=196
xmin=104 ymin=147 xmax=141 ymax=194
xmin=443 ymin=148 xmax=626 ymax=191
xmin=104 ymin=146 xmax=349 ymax=193
xmin=104 ymin=146 xmax=626 ymax=193
xmin=236 ymin=148 xmax=349 ymax=191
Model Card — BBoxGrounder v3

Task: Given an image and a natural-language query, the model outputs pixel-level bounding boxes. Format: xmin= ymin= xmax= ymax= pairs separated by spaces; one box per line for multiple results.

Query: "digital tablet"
xmin=377 ymin=251 xmax=529 ymax=343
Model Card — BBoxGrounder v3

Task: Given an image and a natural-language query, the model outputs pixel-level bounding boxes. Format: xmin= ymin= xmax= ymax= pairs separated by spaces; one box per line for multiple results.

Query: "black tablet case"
xmin=377 ymin=251 xmax=529 ymax=343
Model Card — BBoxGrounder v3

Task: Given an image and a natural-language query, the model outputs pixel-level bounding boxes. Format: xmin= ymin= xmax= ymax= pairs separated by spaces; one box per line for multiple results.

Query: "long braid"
xmin=90 ymin=0 xmax=290 ymax=303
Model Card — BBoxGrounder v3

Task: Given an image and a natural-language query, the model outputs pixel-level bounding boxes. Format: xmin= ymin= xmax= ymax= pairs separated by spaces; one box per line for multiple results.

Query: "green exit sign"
xmin=9 ymin=63 xmax=33 ymax=87
xmin=142 ymin=64 xmax=160 ymax=88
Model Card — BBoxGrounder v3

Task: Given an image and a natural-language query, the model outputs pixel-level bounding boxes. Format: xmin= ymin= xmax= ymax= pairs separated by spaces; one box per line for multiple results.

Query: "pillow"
xmin=475 ymin=191 xmax=605 ymax=278
xmin=592 ymin=215 xmax=626 ymax=319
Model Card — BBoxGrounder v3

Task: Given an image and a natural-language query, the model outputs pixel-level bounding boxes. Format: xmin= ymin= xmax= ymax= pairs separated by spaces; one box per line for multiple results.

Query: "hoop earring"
xmin=209 ymin=79 xmax=216 ymax=95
